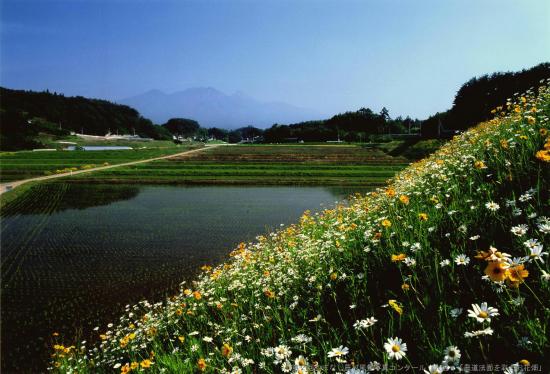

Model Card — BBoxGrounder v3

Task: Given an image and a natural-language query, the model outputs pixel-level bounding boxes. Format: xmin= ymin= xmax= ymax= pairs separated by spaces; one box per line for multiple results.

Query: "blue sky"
xmin=1 ymin=0 xmax=549 ymax=119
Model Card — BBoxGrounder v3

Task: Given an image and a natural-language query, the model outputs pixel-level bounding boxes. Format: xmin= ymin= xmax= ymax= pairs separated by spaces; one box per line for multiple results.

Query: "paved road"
xmin=0 ymin=144 xmax=219 ymax=195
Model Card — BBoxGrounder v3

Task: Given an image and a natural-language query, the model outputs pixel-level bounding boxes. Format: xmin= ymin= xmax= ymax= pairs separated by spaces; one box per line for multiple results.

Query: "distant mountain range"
xmin=118 ymin=87 xmax=320 ymax=128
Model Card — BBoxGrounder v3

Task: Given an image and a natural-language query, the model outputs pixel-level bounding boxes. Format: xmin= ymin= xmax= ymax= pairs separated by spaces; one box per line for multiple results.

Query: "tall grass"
xmin=52 ymin=82 xmax=550 ymax=373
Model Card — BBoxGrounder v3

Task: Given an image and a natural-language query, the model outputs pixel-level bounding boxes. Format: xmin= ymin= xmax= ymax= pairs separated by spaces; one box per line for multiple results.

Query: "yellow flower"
xmin=536 ymin=150 xmax=550 ymax=162
xmin=484 ymin=261 xmax=509 ymax=282
xmin=399 ymin=195 xmax=409 ymax=205
xmin=183 ymin=289 xmax=192 ymax=296
xmin=391 ymin=253 xmax=407 ymax=262
xmin=526 ymin=116 xmax=536 ymax=124
xmin=197 ymin=358 xmax=207 ymax=372
xmin=221 ymin=343 xmax=233 ymax=357
xmin=381 ymin=219 xmax=392 ymax=228
xmin=385 ymin=188 xmax=396 ymax=197
xmin=130 ymin=362 xmax=139 ymax=370
xmin=120 ymin=364 xmax=131 ymax=374
xmin=264 ymin=289 xmax=275 ymax=298
xmin=401 ymin=283 xmax=410 ymax=291
xmin=140 ymin=359 xmax=152 ymax=368
xmin=418 ymin=213 xmax=428 ymax=221
xmin=178 ymin=336 xmax=185 ymax=343
xmin=507 ymin=264 xmax=529 ymax=284
xmin=330 ymin=272 xmax=338 ymax=281
xmin=500 ymin=139 xmax=509 ymax=149
xmin=474 ymin=160 xmax=486 ymax=169
xmin=388 ymin=299 xmax=403 ymax=315
xmin=539 ymin=128 xmax=548 ymax=136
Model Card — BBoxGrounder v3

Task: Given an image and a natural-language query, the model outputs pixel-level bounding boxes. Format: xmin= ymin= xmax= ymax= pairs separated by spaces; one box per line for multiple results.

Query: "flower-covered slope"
xmin=53 ymin=82 xmax=550 ymax=373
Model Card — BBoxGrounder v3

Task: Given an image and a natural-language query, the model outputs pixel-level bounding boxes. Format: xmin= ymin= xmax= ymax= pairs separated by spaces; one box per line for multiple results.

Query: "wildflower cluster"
xmin=52 ymin=82 xmax=550 ymax=372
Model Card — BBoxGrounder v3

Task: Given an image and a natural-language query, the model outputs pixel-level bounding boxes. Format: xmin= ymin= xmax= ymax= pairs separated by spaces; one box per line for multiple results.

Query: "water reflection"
xmin=0 ymin=184 xmax=370 ymax=372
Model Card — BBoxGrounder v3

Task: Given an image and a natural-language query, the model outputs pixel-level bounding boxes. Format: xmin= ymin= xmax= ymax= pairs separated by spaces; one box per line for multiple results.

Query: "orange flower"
xmin=221 ymin=343 xmax=233 ymax=357
xmin=197 ymin=358 xmax=207 ymax=372
xmin=140 ymin=359 xmax=152 ymax=368
xmin=474 ymin=160 xmax=486 ymax=169
xmin=484 ymin=261 xmax=509 ymax=282
xmin=507 ymin=264 xmax=529 ymax=284
xmin=385 ymin=188 xmax=396 ymax=197
xmin=193 ymin=291 xmax=202 ymax=300
xmin=536 ymin=150 xmax=550 ymax=162
xmin=391 ymin=253 xmax=407 ymax=262
xmin=264 ymin=289 xmax=275 ymax=298
xmin=120 ymin=364 xmax=131 ymax=374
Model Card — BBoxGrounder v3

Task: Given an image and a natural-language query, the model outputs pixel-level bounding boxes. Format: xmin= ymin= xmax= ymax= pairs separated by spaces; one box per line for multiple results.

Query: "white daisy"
xmin=449 ymin=308 xmax=463 ymax=318
xmin=464 ymin=327 xmax=494 ymax=338
xmin=367 ymin=361 xmax=381 ymax=371
xmin=353 ymin=317 xmax=377 ymax=330
xmin=538 ymin=222 xmax=550 ymax=234
xmin=443 ymin=345 xmax=461 ymax=362
xmin=510 ymin=224 xmax=528 ymax=236
xmin=327 ymin=345 xmax=349 ymax=358
xmin=454 ymin=254 xmax=470 ymax=266
xmin=503 ymin=363 xmax=524 ymax=374
xmin=528 ymin=245 xmax=547 ymax=263
xmin=383 ymin=337 xmax=407 ymax=360
xmin=280 ymin=360 xmax=292 ymax=373
xmin=485 ymin=201 xmax=500 ymax=211
xmin=467 ymin=302 xmax=499 ymax=323
xmin=404 ymin=258 xmax=416 ymax=267
xmin=424 ymin=364 xmax=444 ymax=374
xmin=274 ymin=345 xmax=292 ymax=361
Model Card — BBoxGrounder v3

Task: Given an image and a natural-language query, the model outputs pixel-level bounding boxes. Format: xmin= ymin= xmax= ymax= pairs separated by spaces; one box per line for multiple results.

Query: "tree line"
xmin=1 ymin=63 xmax=548 ymax=150
xmin=0 ymin=87 xmax=172 ymax=150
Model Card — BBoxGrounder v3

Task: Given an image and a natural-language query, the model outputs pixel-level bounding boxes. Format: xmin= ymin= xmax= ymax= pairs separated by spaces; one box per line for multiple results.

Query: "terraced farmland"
xmin=0 ymin=144 xmax=200 ymax=182
xmin=68 ymin=145 xmax=409 ymax=185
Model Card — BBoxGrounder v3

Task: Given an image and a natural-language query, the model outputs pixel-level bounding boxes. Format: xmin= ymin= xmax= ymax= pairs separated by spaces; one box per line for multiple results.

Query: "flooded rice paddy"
xmin=1 ymin=183 xmax=369 ymax=372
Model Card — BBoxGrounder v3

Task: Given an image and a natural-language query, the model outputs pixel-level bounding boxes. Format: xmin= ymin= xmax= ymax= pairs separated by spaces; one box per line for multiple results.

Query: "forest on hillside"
xmin=0 ymin=88 xmax=171 ymax=150
xmin=1 ymin=63 xmax=549 ymax=149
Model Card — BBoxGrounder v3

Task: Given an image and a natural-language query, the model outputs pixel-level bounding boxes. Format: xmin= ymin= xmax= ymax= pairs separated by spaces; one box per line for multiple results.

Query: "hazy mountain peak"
xmin=119 ymin=87 xmax=319 ymax=129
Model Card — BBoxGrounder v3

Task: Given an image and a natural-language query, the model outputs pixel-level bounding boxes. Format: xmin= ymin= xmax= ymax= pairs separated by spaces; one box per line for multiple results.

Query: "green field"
xmin=66 ymin=145 xmax=410 ymax=186
xmin=0 ymin=144 xmax=201 ymax=182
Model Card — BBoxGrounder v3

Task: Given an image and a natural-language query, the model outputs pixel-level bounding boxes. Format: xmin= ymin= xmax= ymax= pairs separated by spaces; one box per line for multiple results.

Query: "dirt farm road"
xmin=0 ymin=144 xmax=221 ymax=195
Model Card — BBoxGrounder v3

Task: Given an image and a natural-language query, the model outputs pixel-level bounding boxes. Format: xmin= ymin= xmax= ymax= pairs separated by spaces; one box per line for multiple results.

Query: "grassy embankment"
xmin=0 ymin=143 xmax=202 ymax=183
xmin=64 ymin=145 xmax=409 ymax=186
xmin=52 ymin=82 xmax=550 ymax=372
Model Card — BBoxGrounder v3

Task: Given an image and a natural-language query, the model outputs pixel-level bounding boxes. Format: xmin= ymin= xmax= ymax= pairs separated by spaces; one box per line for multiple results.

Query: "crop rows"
xmin=0 ymin=145 xmax=198 ymax=182
xmin=66 ymin=145 xmax=408 ymax=186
